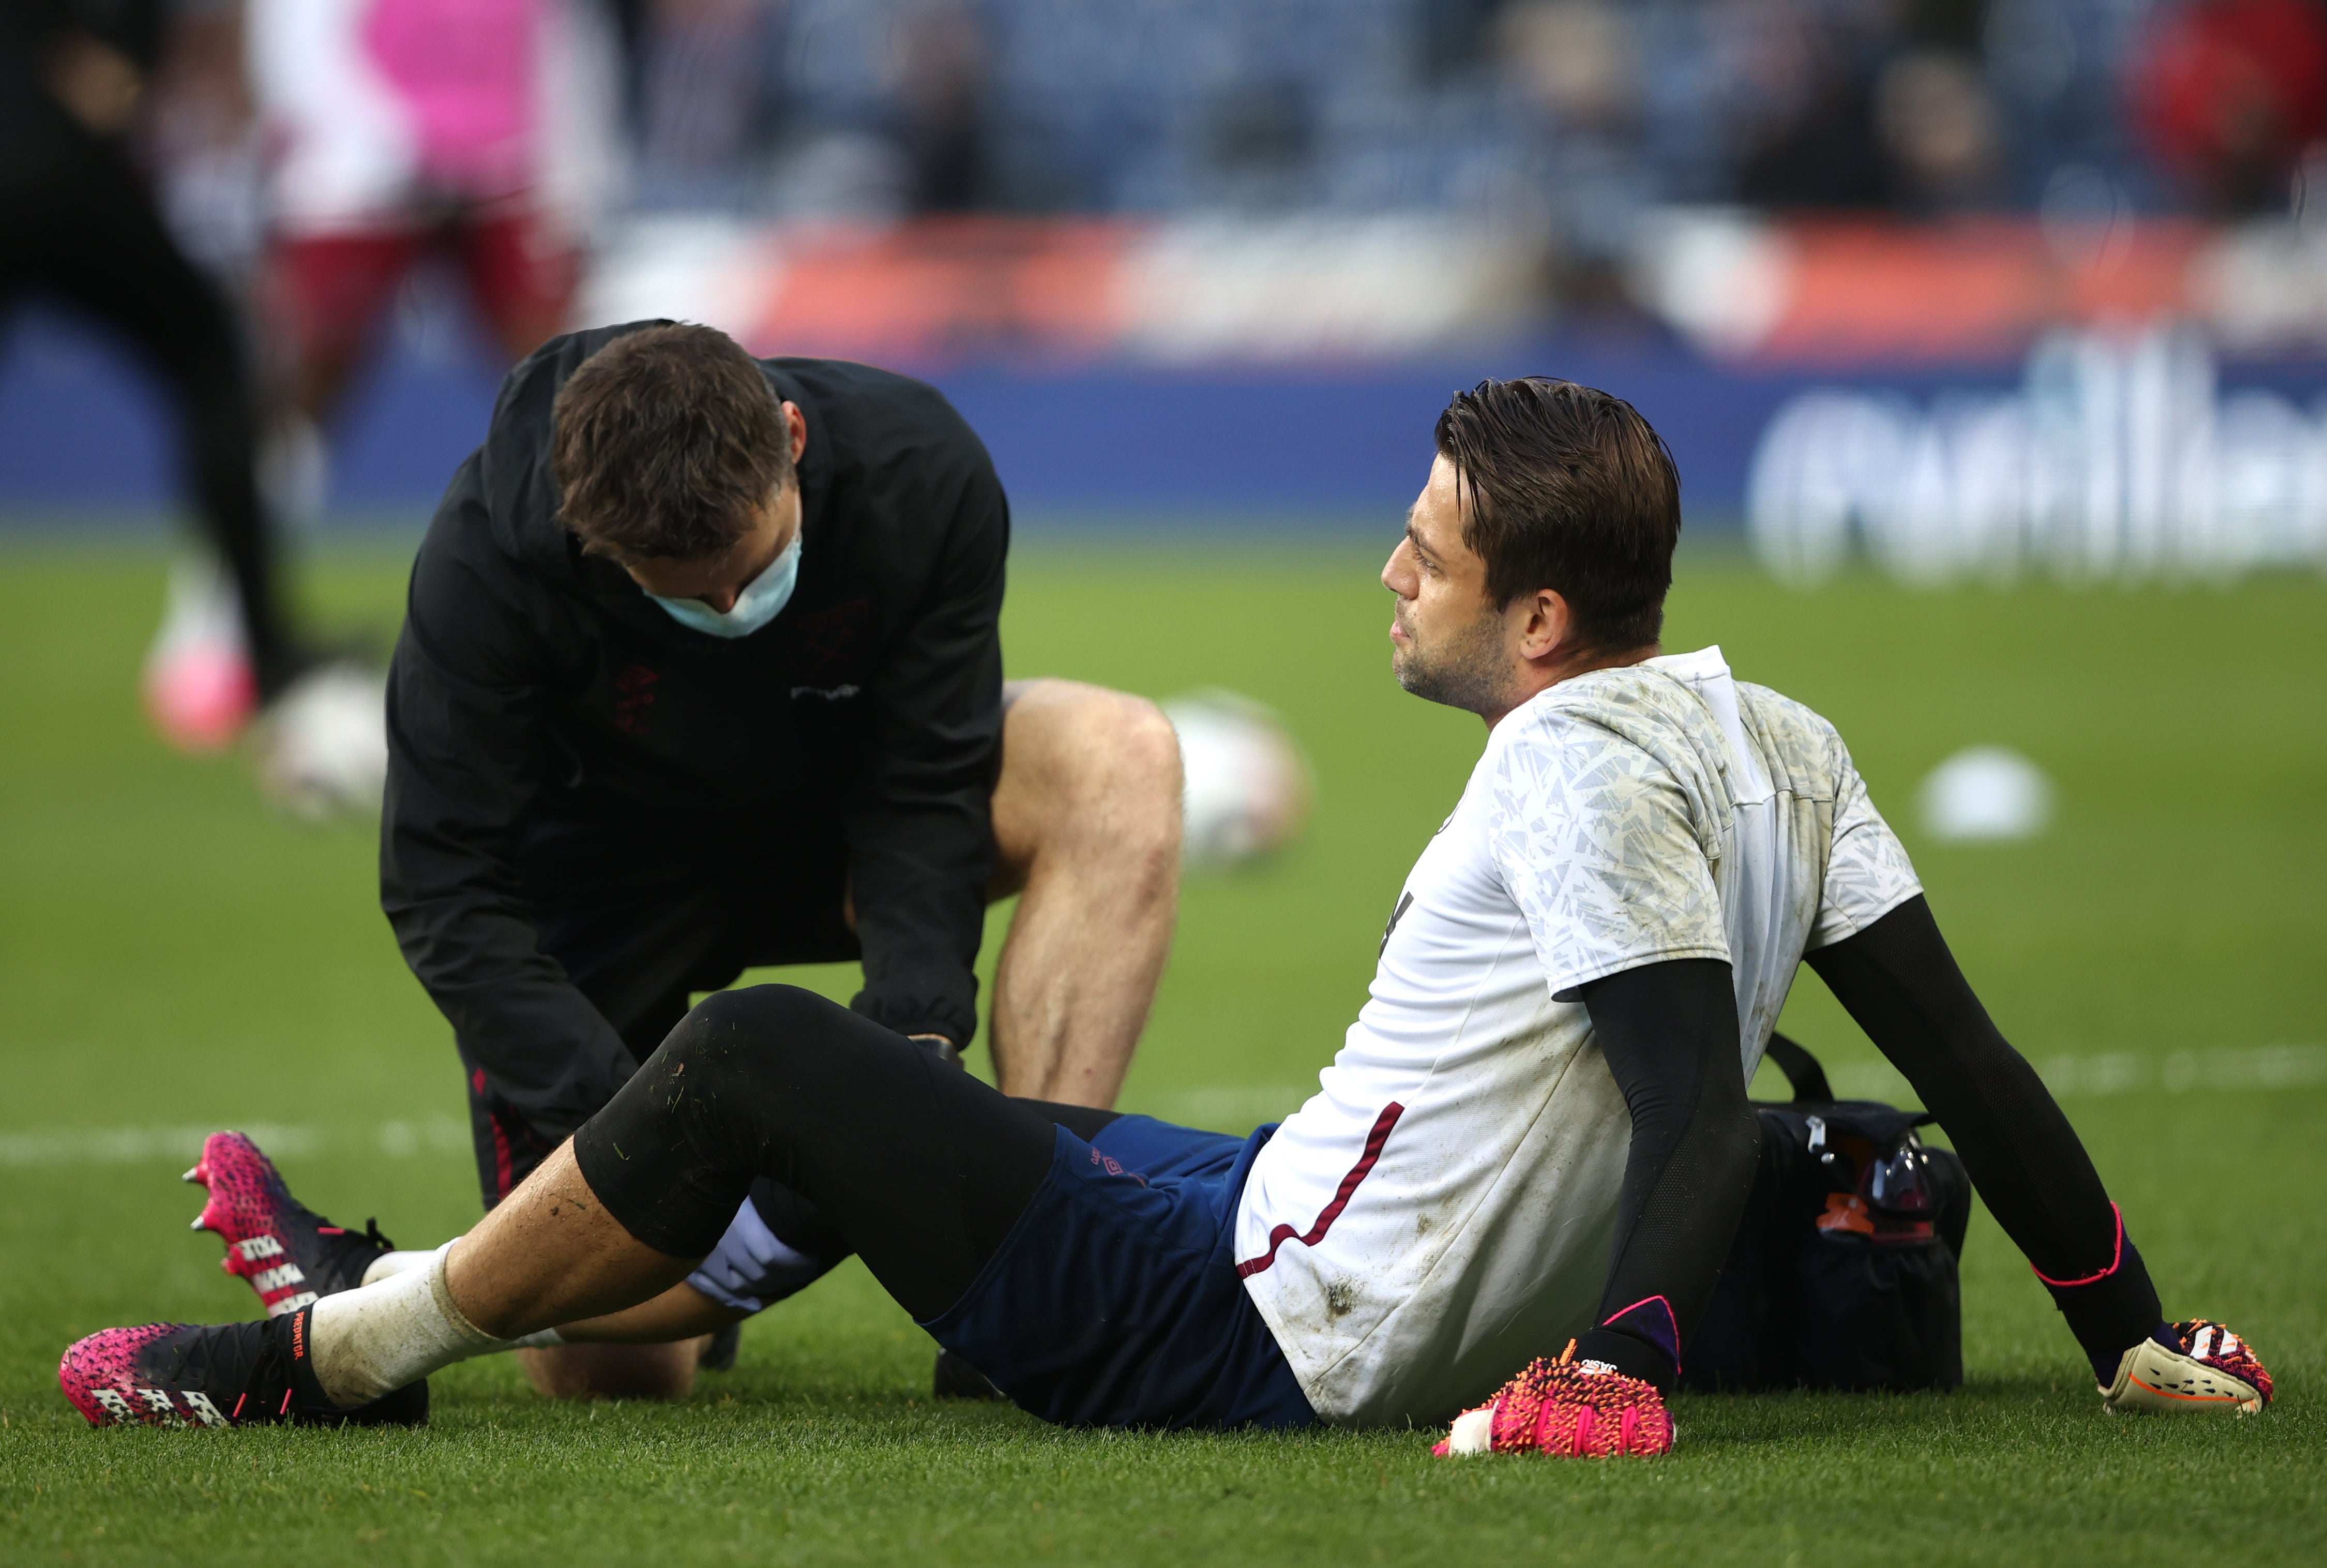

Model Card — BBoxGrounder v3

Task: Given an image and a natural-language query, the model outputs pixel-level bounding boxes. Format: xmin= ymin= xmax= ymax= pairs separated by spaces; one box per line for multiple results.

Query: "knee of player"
xmin=669 ymin=985 xmax=831 ymax=1073
xmin=1075 ymin=690 xmax=1184 ymax=834
xmin=1007 ymin=684 xmax=1183 ymax=858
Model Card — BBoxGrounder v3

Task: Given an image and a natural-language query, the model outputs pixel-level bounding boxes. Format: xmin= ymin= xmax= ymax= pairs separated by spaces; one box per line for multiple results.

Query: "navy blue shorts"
xmin=921 ymin=1114 xmax=1315 ymax=1429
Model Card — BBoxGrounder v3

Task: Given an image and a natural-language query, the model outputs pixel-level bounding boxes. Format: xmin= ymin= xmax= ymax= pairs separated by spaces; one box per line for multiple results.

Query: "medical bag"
xmin=1683 ymin=1035 xmax=1972 ymax=1392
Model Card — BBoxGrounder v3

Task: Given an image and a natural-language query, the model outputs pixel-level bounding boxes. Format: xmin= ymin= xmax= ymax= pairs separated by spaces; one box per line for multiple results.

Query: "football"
xmin=1162 ymin=690 xmax=1313 ymax=868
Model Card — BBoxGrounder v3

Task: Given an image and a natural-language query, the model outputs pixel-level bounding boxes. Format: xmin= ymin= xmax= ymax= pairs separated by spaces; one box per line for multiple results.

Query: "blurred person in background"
xmin=244 ymin=0 xmax=617 ymax=454
xmin=1874 ymin=47 xmax=2006 ymax=212
xmin=630 ymin=0 xmax=787 ymax=208
xmin=889 ymin=0 xmax=994 ymax=212
xmin=0 ymin=0 xmax=356 ymax=779
xmin=1707 ymin=0 xmax=2010 ymax=214
xmin=1712 ymin=0 xmax=1897 ymax=209
xmin=2127 ymin=0 xmax=2327 ymax=214
xmin=1497 ymin=1 xmax=1672 ymax=335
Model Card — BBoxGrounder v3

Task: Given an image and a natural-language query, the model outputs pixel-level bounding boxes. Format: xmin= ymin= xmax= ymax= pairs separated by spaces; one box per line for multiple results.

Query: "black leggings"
xmin=1 ymin=136 xmax=297 ymax=696
xmin=576 ymin=985 xmax=1109 ymax=1322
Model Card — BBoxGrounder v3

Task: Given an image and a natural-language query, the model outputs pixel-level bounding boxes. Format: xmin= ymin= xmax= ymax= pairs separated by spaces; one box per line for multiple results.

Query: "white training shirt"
xmin=1231 ymin=647 xmax=1922 ymax=1425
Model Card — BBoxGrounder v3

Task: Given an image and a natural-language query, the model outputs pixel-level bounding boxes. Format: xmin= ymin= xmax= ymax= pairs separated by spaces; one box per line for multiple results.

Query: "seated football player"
xmin=61 ymin=378 xmax=2271 ymax=1446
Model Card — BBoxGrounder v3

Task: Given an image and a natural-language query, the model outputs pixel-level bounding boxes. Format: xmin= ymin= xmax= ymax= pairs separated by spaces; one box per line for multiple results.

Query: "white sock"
xmin=309 ymin=1245 xmax=507 ymax=1406
xmin=351 ymin=1245 xmax=565 ymax=1354
xmin=360 ymin=1241 xmax=456 ymax=1288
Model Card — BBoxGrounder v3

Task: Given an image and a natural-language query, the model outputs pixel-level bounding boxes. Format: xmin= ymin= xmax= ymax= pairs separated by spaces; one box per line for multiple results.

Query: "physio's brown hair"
xmin=551 ymin=323 xmax=793 ymax=561
xmin=1434 ymin=378 xmax=1681 ymax=652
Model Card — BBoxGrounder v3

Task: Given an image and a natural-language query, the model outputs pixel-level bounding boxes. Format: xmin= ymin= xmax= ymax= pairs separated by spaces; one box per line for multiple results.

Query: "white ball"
xmin=1917 ymin=745 xmax=2053 ymax=844
xmin=1162 ymin=691 xmax=1313 ymax=868
xmin=254 ymin=664 xmax=389 ymax=819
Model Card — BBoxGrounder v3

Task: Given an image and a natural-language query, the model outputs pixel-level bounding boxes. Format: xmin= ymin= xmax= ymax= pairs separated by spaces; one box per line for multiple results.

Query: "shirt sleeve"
xmin=1808 ymin=757 xmax=1923 ymax=951
xmin=1488 ymin=711 xmax=1731 ymax=1001
xmin=379 ymin=461 xmax=639 ymax=1140
xmin=841 ymin=461 xmax=1008 ymax=1047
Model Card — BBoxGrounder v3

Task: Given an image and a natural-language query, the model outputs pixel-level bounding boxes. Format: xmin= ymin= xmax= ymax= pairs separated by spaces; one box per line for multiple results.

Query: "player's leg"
xmin=455 ymin=199 xmax=582 ymax=365
xmin=265 ymin=229 xmax=419 ymax=424
xmin=64 ymin=990 xmax=1301 ymax=1426
xmin=310 ymin=986 xmax=1057 ymax=1406
xmin=360 ymin=848 xmax=867 ymax=1398
xmin=463 ymin=878 xmax=778 ymax=1398
xmin=127 ymin=989 xmax=1020 ymax=1419
xmin=505 ymin=1177 xmax=853 ymax=1394
xmin=984 ymin=679 xmax=1183 ymax=1107
xmin=17 ymin=147 xmax=303 ymax=702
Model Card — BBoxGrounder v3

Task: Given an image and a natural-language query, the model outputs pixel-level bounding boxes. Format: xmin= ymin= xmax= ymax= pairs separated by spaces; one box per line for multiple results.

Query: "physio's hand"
xmin=906 ymin=1033 xmax=964 ymax=1069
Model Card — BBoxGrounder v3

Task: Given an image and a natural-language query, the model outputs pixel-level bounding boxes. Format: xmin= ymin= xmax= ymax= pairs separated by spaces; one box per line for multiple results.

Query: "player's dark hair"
xmin=551 ymin=323 xmax=794 ymax=561
xmin=1434 ymin=378 xmax=1680 ymax=652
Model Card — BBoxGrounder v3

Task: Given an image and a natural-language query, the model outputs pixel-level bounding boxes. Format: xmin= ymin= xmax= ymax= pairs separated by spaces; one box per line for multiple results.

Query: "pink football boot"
xmin=186 ymin=1132 xmax=395 ymax=1317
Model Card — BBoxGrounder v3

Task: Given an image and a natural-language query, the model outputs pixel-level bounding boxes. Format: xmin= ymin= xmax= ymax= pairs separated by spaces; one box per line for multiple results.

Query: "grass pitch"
xmin=1 ymin=533 xmax=2322 ymax=1565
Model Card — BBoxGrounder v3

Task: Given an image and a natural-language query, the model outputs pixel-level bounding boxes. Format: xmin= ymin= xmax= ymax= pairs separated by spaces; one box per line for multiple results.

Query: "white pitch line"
xmin=0 ymin=1116 xmax=470 ymax=1170
xmin=1825 ymin=1042 xmax=2327 ymax=1103
xmin=5 ymin=1046 xmax=2323 ymax=1167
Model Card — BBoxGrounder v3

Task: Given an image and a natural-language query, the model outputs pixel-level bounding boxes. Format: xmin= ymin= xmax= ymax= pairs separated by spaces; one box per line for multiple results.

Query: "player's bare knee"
xmin=1000 ymin=684 xmax=1180 ymax=864
xmin=1064 ymin=689 xmax=1181 ymax=827
xmin=1100 ymin=696 xmax=1184 ymax=894
xmin=1107 ymin=693 xmax=1185 ymax=820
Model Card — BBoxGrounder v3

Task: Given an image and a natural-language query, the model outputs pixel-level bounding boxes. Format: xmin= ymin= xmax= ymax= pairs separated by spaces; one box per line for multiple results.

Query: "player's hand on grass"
xmin=2102 ymin=1320 xmax=2273 ymax=1415
xmin=1433 ymin=1345 xmax=1674 ymax=1458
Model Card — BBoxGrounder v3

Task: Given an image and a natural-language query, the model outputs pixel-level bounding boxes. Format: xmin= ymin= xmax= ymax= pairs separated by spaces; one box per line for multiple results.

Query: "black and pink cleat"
xmin=185 ymin=1132 xmax=396 ymax=1318
xmin=57 ymin=1309 xmax=428 ymax=1428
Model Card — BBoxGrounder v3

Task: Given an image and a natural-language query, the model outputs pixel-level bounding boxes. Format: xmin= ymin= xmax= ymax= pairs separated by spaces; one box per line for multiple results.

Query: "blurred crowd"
xmin=129 ymin=1 xmax=2327 ymax=236
xmin=5 ymin=0 xmax=2322 ymax=779
xmin=23 ymin=3 xmax=2311 ymax=367
xmin=596 ymin=0 xmax=2327 ymax=221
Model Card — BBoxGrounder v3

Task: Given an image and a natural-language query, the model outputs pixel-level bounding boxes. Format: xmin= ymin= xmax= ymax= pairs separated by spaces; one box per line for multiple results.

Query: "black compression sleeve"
xmin=1806 ymin=896 xmax=2165 ymax=1380
xmin=1574 ymin=958 xmax=1761 ymax=1391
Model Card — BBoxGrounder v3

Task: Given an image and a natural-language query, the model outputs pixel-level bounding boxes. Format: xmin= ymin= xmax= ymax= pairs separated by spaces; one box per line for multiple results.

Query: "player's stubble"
xmin=1392 ymin=599 xmax=1513 ymax=718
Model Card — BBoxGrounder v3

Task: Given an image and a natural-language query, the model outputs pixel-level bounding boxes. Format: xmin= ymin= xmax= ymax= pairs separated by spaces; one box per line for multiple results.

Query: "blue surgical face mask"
xmin=646 ymin=526 xmax=802 ymax=639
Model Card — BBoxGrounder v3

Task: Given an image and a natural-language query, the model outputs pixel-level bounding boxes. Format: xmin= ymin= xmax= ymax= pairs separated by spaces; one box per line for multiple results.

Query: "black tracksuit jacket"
xmin=382 ymin=323 xmax=1006 ymax=1142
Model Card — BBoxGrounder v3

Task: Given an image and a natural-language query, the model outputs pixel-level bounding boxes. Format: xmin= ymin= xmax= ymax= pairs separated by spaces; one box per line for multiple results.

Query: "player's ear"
xmin=1515 ymin=587 xmax=1570 ymax=662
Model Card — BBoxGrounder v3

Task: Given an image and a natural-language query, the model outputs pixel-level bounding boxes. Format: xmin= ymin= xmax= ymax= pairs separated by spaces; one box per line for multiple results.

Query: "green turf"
xmin=1 ymin=535 xmax=2321 ymax=1564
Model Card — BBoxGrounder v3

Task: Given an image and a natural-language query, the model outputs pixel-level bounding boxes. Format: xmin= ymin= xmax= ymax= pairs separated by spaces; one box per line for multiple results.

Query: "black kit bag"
xmin=1683 ymin=1034 xmax=1972 ymax=1393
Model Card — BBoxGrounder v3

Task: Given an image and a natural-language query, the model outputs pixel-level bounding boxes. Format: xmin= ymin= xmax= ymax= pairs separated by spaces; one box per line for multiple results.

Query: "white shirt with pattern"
xmin=1231 ymin=647 xmax=1922 ymax=1425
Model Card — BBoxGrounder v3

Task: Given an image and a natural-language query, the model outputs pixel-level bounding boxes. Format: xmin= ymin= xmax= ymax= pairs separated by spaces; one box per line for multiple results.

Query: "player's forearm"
xmin=1805 ymin=898 xmax=2164 ymax=1370
xmin=843 ymin=814 xmax=991 ymax=1046
xmin=385 ymin=886 xmax=636 ymax=1130
xmin=1805 ymin=897 xmax=2123 ymax=1276
xmin=842 ymin=492 xmax=1006 ymax=1045
xmin=1576 ymin=957 xmax=1760 ymax=1389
